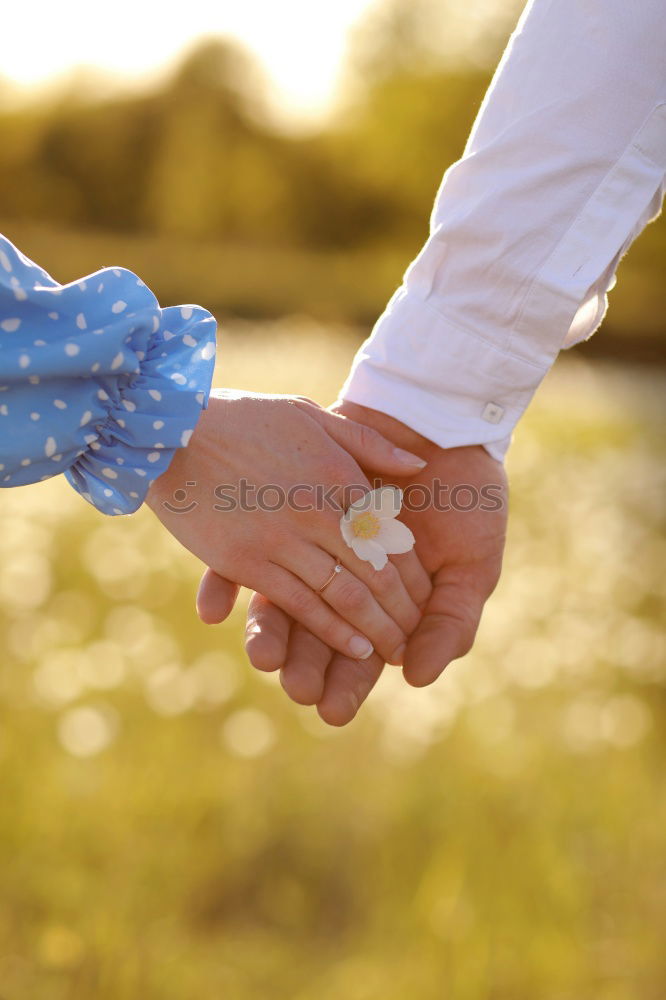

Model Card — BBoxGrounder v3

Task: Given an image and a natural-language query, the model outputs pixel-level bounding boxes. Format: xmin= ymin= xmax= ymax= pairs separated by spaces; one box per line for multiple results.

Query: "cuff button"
xmin=482 ymin=402 xmax=504 ymax=424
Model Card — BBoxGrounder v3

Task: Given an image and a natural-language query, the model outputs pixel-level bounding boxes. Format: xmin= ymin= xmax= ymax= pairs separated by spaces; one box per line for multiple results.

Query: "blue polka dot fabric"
xmin=0 ymin=234 xmax=216 ymax=515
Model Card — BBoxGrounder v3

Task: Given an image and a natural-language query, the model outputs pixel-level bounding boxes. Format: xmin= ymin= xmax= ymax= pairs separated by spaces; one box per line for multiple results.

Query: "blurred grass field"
xmin=0 ymin=323 xmax=664 ymax=1000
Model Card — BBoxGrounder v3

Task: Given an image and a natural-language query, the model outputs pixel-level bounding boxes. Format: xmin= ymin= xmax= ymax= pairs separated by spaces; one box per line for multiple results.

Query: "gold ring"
xmin=318 ymin=560 xmax=343 ymax=594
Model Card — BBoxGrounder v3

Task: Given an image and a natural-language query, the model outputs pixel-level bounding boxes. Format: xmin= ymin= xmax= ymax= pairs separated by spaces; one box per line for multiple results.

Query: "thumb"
xmin=296 ymin=401 xmax=427 ymax=476
xmin=196 ymin=568 xmax=241 ymax=625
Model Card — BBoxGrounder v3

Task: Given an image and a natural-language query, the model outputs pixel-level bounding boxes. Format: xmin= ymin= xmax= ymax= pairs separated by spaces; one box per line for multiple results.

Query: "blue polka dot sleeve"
xmin=0 ymin=234 xmax=216 ymax=515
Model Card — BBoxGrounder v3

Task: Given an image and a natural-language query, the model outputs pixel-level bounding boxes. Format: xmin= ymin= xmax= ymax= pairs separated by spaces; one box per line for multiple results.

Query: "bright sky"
xmin=0 ymin=0 xmax=378 ymax=123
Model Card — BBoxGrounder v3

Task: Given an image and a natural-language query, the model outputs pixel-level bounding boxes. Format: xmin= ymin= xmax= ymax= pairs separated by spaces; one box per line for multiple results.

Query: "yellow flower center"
xmin=352 ymin=511 xmax=381 ymax=540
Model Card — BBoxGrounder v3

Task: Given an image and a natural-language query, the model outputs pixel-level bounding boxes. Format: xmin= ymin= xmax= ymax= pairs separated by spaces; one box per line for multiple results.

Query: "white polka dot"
xmin=110 ymin=352 xmax=124 ymax=370
xmin=65 ymin=343 xmax=80 ymax=356
xmin=182 ymin=333 xmax=197 ymax=348
xmin=196 ymin=392 xmax=205 ymax=406
xmin=33 ymin=339 xmax=46 ymax=346
xmin=113 ymin=269 xmax=121 ymax=277
xmin=19 ymin=354 xmax=30 ymax=368
xmin=80 ymin=410 xmax=93 ymax=427
xmin=48 ymin=312 xmax=59 ymax=320
xmin=180 ymin=429 xmax=193 ymax=447
xmin=112 ymin=507 xmax=123 ymax=515
xmin=0 ymin=249 xmax=12 ymax=272
xmin=45 ymin=436 xmax=57 ymax=457
xmin=116 ymin=418 xmax=125 ymax=429
xmin=123 ymin=400 xmax=136 ymax=412
xmin=153 ymin=420 xmax=164 ymax=430
xmin=171 ymin=373 xmax=187 ymax=385
xmin=28 ymin=375 xmax=40 ymax=385
xmin=148 ymin=389 xmax=162 ymax=401
xmin=21 ymin=458 xmax=31 ymax=467
xmin=0 ymin=404 xmax=8 ymax=415
xmin=152 ymin=315 xmax=159 ymax=333
xmin=0 ymin=464 xmax=3 ymax=471
xmin=76 ymin=313 xmax=87 ymax=330
xmin=30 ymin=412 xmax=40 ymax=421
xmin=180 ymin=306 xmax=193 ymax=320
xmin=116 ymin=457 xmax=124 ymax=465
xmin=135 ymin=469 xmax=147 ymax=477
xmin=135 ymin=351 xmax=145 ymax=361
xmin=103 ymin=488 xmax=113 ymax=498
xmin=14 ymin=287 xmax=28 ymax=302
xmin=79 ymin=281 xmax=87 ymax=291
xmin=51 ymin=454 xmax=62 ymax=462
xmin=153 ymin=442 xmax=165 ymax=449
xmin=163 ymin=330 xmax=175 ymax=341
xmin=97 ymin=389 xmax=109 ymax=401
xmin=102 ymin=467 xmax=118 ymax=479
xmin=91 ymin=363 xmax=101 ymax=372
xmin=92 ymin=328 xmax=104 ymax=335
xmin=97 ymin=283 xmax=104 ymax=293
xmin=129 ymin=491 xmax=139 ymax=499
xmin=84 ymin=434 xmax=96 ymax=444
xmin=200 ymin=342 xmax=215 ymax=361
xmin=111 ymin=300 xmax=127 ymax=314
xmin=147 ymin=452 xmax=160 ymax=463
xmin=1 ymin=318 xmax=20 ymax=332
xmin=54 ymin=399 xmax=67 ymax=409
xmin=89 ymin=442 xmax=101 ymax=451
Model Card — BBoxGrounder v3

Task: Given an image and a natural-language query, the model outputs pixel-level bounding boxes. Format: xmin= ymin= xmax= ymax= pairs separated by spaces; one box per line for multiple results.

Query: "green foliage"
xmin=0 ymin=3 xmax=663 ymax=336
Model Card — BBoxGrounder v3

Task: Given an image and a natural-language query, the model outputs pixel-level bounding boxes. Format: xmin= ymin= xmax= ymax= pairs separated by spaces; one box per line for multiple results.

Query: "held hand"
xmin=148 ymin=391 xmax=431 ymax=665
xmin=199 ymin=401 xmax=508 ymax=724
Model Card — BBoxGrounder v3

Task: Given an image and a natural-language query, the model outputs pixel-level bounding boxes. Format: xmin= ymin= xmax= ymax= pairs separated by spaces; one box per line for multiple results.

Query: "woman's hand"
xmin=147 ymin=391 xmax=431 ymax=664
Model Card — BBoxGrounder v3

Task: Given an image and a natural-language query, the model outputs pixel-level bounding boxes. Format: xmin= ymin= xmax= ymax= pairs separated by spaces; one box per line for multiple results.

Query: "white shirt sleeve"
xmin=340 ymin=0 xmax=666 ymax=461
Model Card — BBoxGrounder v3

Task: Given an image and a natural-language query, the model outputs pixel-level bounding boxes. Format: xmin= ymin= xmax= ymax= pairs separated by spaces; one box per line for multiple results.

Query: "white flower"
xmin=340 ymin=486 xmax=415 ymax=571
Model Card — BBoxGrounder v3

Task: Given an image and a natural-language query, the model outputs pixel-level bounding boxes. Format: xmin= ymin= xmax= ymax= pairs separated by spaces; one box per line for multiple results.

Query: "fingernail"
xmin=389 ymin=643 xmax=406 ymax=665
xmin=393 ymin=447 xmax=427 ymax=469
xmin=349 ymin=636 xmax=374 ymax=659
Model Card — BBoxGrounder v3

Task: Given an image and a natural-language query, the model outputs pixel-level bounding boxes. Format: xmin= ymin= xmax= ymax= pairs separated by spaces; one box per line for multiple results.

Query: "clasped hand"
xmin=148 ymin=391 xmax=432 ymax=667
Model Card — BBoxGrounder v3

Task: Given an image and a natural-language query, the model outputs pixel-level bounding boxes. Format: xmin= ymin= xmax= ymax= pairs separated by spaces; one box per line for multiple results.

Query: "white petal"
xmin=340 ymin=513 xmax=356 ymax=547
xmin=375 ymin=518 xmax=415 ymax=554
xmin=347 ymin=485 xmax=402 ymax=517
xmin=348 ymin=489 xmax=374 ymax=513
xmin=373 ymin=485 xmax=403 ymax=518
xmin=351 ymin=537 xmax=388 ymax=571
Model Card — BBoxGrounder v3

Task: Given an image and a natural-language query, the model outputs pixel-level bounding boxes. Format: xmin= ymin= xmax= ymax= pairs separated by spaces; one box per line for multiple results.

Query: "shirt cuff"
xmin=339 ymin=289 xmax=552 ymax=463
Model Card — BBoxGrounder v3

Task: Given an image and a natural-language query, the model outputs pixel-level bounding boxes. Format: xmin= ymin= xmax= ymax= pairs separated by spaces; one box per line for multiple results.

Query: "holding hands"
xmin=192 ymin=399 xmax=508 ymax=726
xmin=147 ymin=391 xmax=431 ymax=669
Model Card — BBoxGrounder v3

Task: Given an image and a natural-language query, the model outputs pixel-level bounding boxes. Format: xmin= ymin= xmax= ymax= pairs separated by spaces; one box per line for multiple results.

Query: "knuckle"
xmin=287 ymin=585 xmax=320 ymax=620
xmin=368 ymin=562 xmax=399 ymax=598
xmin=355 ymin=421 xmax=381 ymax=453
xmin=334 ymin=576 xmax=370 ymax=615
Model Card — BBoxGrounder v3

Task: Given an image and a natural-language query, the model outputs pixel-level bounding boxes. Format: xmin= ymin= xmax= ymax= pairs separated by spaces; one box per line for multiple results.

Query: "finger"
xmin=296 ymin=401 xmax=427 ymax=476
xmin=248 ymin=563 xmax=376 ymax=663
xmin=196 ymin=569 xmax=241 ymax=624
xmin=280 ymin=623 xmax=333 ymax=705
xmin=280 ymin=543 xmax=407 ymax=665
xmin=336 ymin=546 xmax=422 ymax=637
xmin=245 ymin=592 xmax=291 ymax=671
xmin=388 ymin=549 xmax=432 ymax=610
xmin=402 ymin=564 xmax=489 ymax=688
xmin=317 ymin=651 xmax=385 ymax=727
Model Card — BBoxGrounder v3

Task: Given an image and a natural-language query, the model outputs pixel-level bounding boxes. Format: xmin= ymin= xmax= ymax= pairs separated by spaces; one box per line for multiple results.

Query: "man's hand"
xmin=198 ymin=402 xmax=508 ymax=724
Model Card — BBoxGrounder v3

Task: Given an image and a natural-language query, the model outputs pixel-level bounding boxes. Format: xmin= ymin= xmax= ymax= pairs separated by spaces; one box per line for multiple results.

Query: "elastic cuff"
xmin=65 ymin=305 xmax=216 ymax=515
